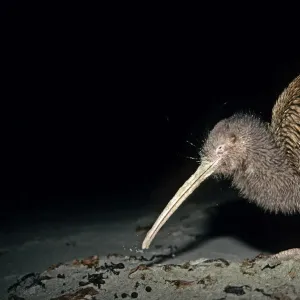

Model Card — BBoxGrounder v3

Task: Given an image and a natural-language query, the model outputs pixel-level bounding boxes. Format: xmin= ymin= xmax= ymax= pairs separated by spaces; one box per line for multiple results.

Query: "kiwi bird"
xmin=142 ymin=75 xmax=300 ymax=254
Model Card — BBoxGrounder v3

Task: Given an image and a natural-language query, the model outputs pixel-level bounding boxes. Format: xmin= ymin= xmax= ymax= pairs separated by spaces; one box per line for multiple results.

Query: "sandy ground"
xmin=2 ymin=178 xmax=300 ymax=299
xmin=3 ymin=200 xmax=300 ymax=299
xmin=6 ymin=252 xmax=300 ymax=300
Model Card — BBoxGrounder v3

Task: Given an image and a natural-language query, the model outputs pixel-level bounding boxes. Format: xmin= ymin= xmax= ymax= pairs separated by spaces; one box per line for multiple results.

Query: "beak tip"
xmin=141 ymin=241 xmax=149 ymax=250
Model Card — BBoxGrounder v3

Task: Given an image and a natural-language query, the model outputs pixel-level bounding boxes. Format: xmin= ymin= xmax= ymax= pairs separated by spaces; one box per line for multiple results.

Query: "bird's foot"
xmin=272 ymin=248 xmax=300 ymax=261
xmin=261 ymin=248 xmax=300 ymax=269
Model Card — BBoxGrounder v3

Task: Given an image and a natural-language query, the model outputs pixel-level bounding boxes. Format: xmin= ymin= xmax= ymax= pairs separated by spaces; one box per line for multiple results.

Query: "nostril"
xmin=216 ymin=145 xmax=224 ymax=154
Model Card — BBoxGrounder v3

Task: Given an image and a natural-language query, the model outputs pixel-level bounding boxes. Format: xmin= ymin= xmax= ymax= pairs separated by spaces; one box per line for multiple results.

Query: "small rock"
xmin=145 ymin=286 xmax=152 ymax=292
xmin=131 ymin=291 xmax=138 ymax=298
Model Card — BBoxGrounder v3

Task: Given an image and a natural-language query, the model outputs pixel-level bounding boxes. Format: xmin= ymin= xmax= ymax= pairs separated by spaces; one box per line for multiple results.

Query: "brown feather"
xmin=271 ymin=75 xmax=300 ymax=173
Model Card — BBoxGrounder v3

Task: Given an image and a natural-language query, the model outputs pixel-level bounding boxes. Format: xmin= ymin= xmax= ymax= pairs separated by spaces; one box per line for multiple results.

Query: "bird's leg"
xmin=262 ymin=248 xmax=300 ymax=268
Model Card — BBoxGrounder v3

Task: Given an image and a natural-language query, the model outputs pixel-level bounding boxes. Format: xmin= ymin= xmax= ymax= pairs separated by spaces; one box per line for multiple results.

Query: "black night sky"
xmin=1 ymin=2 xmax=300 ymax=223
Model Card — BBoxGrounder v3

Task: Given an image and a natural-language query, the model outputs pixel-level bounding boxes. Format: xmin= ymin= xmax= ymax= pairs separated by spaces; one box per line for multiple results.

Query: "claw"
xmin=261 ymin=248 xmax=300 ymax=270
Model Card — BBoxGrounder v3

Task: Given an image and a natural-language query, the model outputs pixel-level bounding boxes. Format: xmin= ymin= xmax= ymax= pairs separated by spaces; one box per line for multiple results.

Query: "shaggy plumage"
xmin=142 ymin=75 xmax=300 ymax=250
xmin=203 ymin=113 xmax=300 ymax=214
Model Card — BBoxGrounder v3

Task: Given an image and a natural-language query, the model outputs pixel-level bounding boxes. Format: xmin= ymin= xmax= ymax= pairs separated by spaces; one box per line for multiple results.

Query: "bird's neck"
xmin=232 ymin=143 xmax=300 ymax=214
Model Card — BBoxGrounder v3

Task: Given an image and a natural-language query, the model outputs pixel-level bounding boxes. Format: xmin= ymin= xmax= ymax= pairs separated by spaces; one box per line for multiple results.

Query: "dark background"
xmin=2 ymin=3 xmax=300 ymax=218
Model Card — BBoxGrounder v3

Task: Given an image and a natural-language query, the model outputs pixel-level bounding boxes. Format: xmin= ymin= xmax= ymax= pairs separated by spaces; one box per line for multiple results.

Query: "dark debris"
xmin=224 ymin=285 xmax=251 ymax=296
xmin=79 ymin=272 xmax=106 ymax=288
xmin=87 ymin=273 xmax=106 ymax=288
xmin=131 ymin=291 xmax=138 ymax=298
xmin=7 ymin=272 xmax=49 ymax=293
xmin=98 ymin=262 xmax=125 ymax=275
xmin=128 ymin=264 xmax=151 ymax=278
xmin=78 ymin=281 xmax=90 ymax=287
xmin=145 ymin=286 xmax=152 ymax=292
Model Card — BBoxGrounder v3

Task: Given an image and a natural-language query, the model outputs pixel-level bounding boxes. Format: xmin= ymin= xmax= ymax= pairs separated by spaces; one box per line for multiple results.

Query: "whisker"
xmin=186 ymin=140 xmax=197 ymax=148
xmin=185 ymin=155 xmax=199 ymax=161
xmin=176 ymin=152 xmax=199 ymax=161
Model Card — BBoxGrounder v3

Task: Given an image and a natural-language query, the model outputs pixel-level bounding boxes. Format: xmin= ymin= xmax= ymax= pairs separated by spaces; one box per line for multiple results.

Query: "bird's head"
xmin=142 ymin=114 xmax=265 ymax=249
xmin=202 ymin=114 xmax=250 ymax=177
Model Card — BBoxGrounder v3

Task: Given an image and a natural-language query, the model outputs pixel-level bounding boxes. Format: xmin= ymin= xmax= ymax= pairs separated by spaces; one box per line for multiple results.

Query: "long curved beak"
xmin=142 ymin=159 xmax=219 ymax=249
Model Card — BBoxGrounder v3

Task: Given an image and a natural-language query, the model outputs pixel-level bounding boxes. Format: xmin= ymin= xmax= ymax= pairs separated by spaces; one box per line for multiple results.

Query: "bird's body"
xmin=142 ymin=74 xmax=300 ymax=251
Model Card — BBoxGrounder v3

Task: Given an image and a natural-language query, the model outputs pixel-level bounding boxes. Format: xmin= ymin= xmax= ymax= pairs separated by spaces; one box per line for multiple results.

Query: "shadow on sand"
xmin=150 ymin=196 xmax=300 ymax=265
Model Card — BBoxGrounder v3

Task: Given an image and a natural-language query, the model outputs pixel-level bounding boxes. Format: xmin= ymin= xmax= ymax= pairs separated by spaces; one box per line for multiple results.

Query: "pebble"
xmin=145 ymin=286 xmax=152 ymax=292
xmin=131 ymin=291 xmax=138 ymax=298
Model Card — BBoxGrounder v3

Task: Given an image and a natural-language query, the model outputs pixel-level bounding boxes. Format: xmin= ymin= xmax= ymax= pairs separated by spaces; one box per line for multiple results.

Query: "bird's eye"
xmin=216 ymin=145 xmax=224 ymax=154
xmin=229 ymin=134 xmax=236 ymax=143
